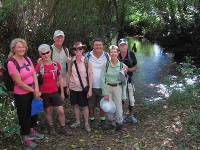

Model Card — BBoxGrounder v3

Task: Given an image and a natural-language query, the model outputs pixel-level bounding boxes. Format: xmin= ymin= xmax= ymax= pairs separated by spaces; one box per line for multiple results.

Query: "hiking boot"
xmin=70 ymin=122 xmax=81 ymax=128
xmin=48 ymin=126 xmax=56 ymax=135
xmin=124 ymin=114 xmax=137 ymax=124
xmin=30 ymin=129 xmax=44 ymax=140
xmin=99 ymin=120 xmax=109 ymax=130
xmin=85 ymin=124 xmax=91 ymax=133
xmin=115 ymin=123 xmax=123 ymax=131
xmin=58 ymin=126 xmax=72 ymax=135
xmin=89 ymin=119 xmax=96 ymax=128
xmin=22 ymin=136 xmax=38 ymax=149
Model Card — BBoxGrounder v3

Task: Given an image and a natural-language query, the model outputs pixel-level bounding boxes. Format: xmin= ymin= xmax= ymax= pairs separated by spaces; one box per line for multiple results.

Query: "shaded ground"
xmin=1 ymin=99 xmax=199 ymax=150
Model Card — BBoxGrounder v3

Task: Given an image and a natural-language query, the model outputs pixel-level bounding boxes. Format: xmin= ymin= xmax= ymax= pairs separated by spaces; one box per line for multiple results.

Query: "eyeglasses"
xmin=72 ymin=47 xmax=83 ymax=51
xmin=41 ymin=51 xmax=50 ymax=55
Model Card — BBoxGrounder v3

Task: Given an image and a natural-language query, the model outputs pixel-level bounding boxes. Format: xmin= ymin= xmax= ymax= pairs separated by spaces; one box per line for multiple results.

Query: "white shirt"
xmin=89 ymin=50 xmax=108 ymax=88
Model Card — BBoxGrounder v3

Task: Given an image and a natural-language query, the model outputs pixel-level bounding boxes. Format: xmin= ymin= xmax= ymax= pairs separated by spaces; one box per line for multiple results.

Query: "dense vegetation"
xmin=0 ymin=0 xmax=199 ymax=61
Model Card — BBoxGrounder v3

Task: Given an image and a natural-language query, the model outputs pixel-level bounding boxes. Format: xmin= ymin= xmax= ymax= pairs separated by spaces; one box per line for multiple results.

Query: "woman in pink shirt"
xmin=7 ymin=38 xmax=43 ymax=148
xmin=35 ymin=44 xmax=71 ymax=135
xmin=67 ymin=42 xmax=92 ymax=132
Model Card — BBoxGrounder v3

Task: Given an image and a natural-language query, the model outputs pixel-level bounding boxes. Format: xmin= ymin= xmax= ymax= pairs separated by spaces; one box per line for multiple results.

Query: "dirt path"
xmin=0 ymin=101 xmax=198 ymax=150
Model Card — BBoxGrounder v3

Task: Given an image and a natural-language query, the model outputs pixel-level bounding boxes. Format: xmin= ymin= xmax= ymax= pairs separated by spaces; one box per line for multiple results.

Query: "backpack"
xmin=37 ymin=61 xmax=60 ymax=85
xmin=3 ymin=57 xmax=31 ymax=91
xmin=50 ymin=46 xmax=69 ymax=71
xmin=84 ymin=51 xmax=109 ymax=63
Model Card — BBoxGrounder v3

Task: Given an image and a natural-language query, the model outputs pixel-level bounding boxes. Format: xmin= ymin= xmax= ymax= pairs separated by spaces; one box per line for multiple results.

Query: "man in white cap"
xmin=51 ymin=30 xmax=69 ymax=97
xmin=118 ymin=38 xmax=138 ymax=124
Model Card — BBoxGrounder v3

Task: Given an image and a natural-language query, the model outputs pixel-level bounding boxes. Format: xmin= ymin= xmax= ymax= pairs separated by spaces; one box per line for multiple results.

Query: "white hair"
xmin=38 ymin=44 xmax=51 ymax=54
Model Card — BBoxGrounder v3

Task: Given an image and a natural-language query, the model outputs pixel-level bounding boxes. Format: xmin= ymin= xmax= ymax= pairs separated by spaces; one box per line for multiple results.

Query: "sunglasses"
xmin=41 ymin=51 xmax=50 ymax=55
xmin=72 ymin=47 xmax=83 ymax=51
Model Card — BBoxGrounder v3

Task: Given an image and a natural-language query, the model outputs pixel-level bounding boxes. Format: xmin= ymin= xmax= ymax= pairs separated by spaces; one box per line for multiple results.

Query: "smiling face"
xmin=118 ymin=43 xmax=128 ymax=53
xmin=54 ymin=35 xmax=64 ymax=48
xmin=73 ymin=43 xmax=84 ymax=58
xmin=13 ymin=42 xmax=27 ymax=57
xmin=93 ymin=41 xmax=103 ymax=54
xmin=109 ymin=47 xmax=119 ymax=61
xmin=40 ymin=49 xmax=51 ymax=61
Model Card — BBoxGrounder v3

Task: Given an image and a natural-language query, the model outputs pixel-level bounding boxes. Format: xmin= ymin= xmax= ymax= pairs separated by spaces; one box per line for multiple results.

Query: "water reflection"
xmin=128 ymin=37 xmax=175 ymax=101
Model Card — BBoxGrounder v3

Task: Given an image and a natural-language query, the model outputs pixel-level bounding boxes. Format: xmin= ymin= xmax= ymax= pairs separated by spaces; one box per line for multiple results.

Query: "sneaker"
xmin=130 ymin=114 xmax=137 ymax=124
xmin=22 ymin=136 xmax=38 ymax=149
xmin=70 ymin=122 xmax=81 ymax=128
xmin=85 ymin=124 xmax=91 ymax=133
xmin=58 ymin=126 xmax=72 ymax=135
xmin=124 ymin=114 xmax=137 ymax=124
xmin=30 ymin=129 xmax=44 ymax=140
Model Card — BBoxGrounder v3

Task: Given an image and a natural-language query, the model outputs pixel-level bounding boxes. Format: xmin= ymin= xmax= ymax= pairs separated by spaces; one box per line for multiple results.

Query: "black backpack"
xmin=3 ymin=57 xmax=31 ymax=91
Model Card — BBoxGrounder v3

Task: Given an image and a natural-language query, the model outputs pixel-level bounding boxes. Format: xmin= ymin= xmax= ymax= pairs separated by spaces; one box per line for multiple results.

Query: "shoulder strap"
xmin=74 ymin=60 xmax=84 ymax=90
xmin=39 ymin=63 xmax=44 ymax=75
xmin=104 ymin=52 xmax=109 ymax=61
xmin=105 ymin=60 xmax=110 ymax=73
xmin=8 ymin=57 xmax=20 ymax=72
xmin=85 ymin=51 xmax=91 ymax=61
xmin=120 ymin=62 xmax=123 ymax=70
xmin=24 ymin=57 xmax=31 ymax=65
xmin=63 ymin=47 xmax=69 ymax=57
xmin=50 ymin=46 xmax=53 ymax=60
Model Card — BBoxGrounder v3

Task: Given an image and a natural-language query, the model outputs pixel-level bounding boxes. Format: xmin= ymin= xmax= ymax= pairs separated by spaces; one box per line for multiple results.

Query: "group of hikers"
xmin=3 ymin=29 xmax=138 ymax=148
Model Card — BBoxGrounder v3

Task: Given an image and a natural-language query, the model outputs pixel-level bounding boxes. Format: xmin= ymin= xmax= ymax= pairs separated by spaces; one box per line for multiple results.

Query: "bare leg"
xmin=56 ymin=106 xmax=65 ymax=126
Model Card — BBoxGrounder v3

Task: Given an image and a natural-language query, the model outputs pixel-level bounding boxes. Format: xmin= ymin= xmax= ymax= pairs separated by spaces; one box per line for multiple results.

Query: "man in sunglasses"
xmin=118 ymin=38 xmax=138 ymax=125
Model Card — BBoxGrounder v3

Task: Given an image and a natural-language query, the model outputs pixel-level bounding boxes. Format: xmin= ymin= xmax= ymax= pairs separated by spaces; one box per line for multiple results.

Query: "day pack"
xmin=3 ymin=57 xmax=31 ymax=91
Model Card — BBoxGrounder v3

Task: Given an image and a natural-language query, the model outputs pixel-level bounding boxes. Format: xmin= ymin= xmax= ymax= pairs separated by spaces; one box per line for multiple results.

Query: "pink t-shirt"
xmin=69 ymin=56 xmax=88 ymax=91
xmin=35 ymin=62 xmax=61 ymax=93
xmin=7 ymin=57 xmax=35 ymax=94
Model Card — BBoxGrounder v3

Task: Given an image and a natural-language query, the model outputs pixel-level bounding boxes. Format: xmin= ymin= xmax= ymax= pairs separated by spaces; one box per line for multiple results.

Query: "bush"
xmin=185 ymin=111 xmax=200 ymax=143
xmin=0 ymin=81 xmax=19 ymax=139
xmin=168 ymin=89 xmax=196 ymax=109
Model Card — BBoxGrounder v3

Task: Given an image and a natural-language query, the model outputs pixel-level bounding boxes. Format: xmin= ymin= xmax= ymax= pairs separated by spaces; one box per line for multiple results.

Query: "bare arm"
xmin=11 ymin=73 xmax=34 ymax=92
xmin=128 ymin=65 xmax=137 ymax=72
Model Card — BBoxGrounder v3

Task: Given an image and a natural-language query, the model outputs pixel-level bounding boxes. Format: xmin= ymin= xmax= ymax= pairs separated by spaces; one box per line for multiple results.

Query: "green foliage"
xmin=0 ymin=95 xmax=20 ymax=139
xmin=185 ymin=111 xmax=200 ymax=143
xmin=141 ymin=99 xmax=164 ymax=113
xmin=176 ymin=56 xmax=199 ymax=75
xmin=168 ymin=89 xmax=196 ymax=109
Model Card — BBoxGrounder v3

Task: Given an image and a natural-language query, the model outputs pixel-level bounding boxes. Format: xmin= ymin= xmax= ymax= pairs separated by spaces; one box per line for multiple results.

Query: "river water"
xmin=128 ymin=37 xmax=176 ymax=101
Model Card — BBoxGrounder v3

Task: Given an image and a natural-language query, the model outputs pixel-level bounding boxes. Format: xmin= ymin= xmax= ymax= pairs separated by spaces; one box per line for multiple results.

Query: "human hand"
xmin=61 ymin=92 xmax=65 ymax=101
xmin=104 ymin=95 xmax=109 ymax=101
xmin=87 ymin=88 xmax=92 ymax=98
xmin=34 ymin=90 xmax=41 ymax=98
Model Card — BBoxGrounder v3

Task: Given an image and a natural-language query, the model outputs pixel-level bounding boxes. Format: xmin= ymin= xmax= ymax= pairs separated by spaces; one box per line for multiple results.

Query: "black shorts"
xmin=70 ymin=90 xmax=88 ymax=107
xmin=41 ymin=92 xmax=63 ymax=108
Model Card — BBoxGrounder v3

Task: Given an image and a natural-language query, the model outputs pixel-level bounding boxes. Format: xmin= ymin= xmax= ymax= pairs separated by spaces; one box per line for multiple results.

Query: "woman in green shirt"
xmin=101 ymin=45 xmax=127 ymax=131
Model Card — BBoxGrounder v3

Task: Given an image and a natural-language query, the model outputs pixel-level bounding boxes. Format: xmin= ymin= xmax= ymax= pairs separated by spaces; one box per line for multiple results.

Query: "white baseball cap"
xmin=53 ymin=30 xmax=65 ymax=38
xmin=118 ymin=38 xmax=128 ymax=46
